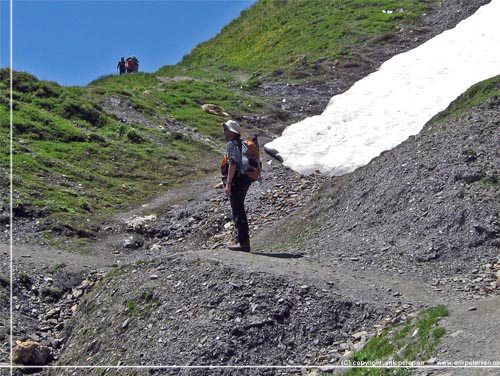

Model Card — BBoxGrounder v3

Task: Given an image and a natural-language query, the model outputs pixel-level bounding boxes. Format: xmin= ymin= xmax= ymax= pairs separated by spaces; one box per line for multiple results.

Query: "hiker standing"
xmin=221 ymin=120 xmax=252 ymax=252
xmin=126 ymin=56 xmax=139 ymax=73
xmin=117 ymin=57 xmax=126 ymax=75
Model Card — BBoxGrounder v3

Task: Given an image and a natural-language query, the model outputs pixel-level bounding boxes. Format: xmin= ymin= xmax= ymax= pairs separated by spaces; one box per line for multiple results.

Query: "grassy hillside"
xmin=1 ymin=67 xmax=268 ymax=241
xmin=1 ymin=70 xmax=211 ymax=238
xmin=87 ymin=73 xmax=266 ymax=139
xmin=158 ymin=0 xmax=438 ymax=80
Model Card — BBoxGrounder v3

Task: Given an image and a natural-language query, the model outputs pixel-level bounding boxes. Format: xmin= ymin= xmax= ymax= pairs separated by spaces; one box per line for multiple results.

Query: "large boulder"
xmin=12 ymin=340 xmax=52 ymax=365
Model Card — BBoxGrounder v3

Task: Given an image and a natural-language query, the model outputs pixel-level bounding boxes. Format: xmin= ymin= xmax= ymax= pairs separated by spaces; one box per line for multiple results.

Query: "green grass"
xmin=142 ymin=288 xmax=155 ymax=302
xmin=0 ymin=69 xmax=224 ymax=240
xmin=344 ymin=306 xmax=449 ymax=375
xmin=1 ymin=69 xmax=267 ymax=240
xmin=125 ymin=288 xmax=159 ymax=317
xmin=126 ymin=299 xmax=137 ymax=313
xmin=158 ymin=0 xmax=438 ymax=81
xmin=89 ymin=73 xmax=267 ymax=139
xmin=431 ymin=75 xmax=500 ymax=123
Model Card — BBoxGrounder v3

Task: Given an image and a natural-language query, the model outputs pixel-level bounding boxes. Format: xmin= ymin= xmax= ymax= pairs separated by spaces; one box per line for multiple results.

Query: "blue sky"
xmin=0 ymin=0 xmax=255 ymax=86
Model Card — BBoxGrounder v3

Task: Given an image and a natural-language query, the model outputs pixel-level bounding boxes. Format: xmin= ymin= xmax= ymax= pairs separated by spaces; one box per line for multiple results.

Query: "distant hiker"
xmin=125 ymin=56 xmax=139 ymax=73
xmin=221 ymin=120 xmax=253 ymax=252
xmin=117 ymin=57 xmax=126 ymax=75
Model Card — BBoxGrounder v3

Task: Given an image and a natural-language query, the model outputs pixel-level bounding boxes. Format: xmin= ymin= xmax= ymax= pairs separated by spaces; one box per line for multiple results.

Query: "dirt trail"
xmin=191 ymin=247 xmax=442 ymax=307
xmin=7 ymin=149 xmax=500 ymax=374
xmin=82 ymin=174 xmax=220 ymax=259
xmin=6 ymin=166 xmax=500 ymax=374
xmin=4 ymin=243 xmax=111 ymax=270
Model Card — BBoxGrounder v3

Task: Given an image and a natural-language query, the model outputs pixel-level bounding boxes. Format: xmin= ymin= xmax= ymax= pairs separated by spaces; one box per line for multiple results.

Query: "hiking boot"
xmin=227 ymin=240 xmax=251 ymax=252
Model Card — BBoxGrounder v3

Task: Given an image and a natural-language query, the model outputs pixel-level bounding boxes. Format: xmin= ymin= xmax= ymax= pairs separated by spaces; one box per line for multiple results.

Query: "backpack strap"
xmin=230 ymin=139 xmax=247 ymax=180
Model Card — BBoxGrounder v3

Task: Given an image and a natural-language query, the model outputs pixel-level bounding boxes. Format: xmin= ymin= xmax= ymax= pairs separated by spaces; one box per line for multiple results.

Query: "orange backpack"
xmin=221 ymin=136 xmax=261 ymax=183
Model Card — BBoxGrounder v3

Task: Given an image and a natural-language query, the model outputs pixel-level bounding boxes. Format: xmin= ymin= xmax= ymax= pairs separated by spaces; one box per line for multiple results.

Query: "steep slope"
xmin=3 ymin=0 xmax=491 ymax=244
xmin=259 ymin=75 xmax=500 ymax=287
xmin=159 ymin=0 xmax=491 ymax=85
xmin=167 ymin=0 xmax=435 ymax=79
xmin=265 ymin=0 xmax=500 ymax=175
xmin=1 ymin=72 xmax=213 ymax=240
xmin=48 ymin=81 xmax=499 ymax=373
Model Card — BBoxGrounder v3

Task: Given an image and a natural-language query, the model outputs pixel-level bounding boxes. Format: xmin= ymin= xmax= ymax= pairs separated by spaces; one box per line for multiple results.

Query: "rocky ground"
xmin=2 ymin=0 xmax=499 ymax=375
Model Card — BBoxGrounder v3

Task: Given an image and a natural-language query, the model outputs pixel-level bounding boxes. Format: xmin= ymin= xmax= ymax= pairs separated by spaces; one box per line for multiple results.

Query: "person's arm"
xmin=224 ymin=163 xmax=237 ymax=197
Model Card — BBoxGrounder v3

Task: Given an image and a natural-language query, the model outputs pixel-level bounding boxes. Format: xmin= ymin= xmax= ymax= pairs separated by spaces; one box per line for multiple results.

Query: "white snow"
xmin=265 ymin=0 xmax=500 ymax=176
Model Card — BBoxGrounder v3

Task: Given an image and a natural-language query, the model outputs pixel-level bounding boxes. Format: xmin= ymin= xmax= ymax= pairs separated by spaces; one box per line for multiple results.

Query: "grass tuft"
xmin=345 ymin=306 xmax=449 ymax=375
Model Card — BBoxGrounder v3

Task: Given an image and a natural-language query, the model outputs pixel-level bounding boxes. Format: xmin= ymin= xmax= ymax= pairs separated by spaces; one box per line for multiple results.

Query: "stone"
xmin=123 ymin=235 xmax=144 ymax=250
xmin=352 ymin=331 xmax=368 ymax=340
xmin=44 ymin=308 xmax=61 ymax=320
xmin=126 ymin=214 xmax=157 ymax=232
xmin=201 ymin=104 xmax=229 ymax=116
xmin=450 ymin=330 xmax=463 ymax=338
xmin=12 ymin=340 xmax=52 ymax=365
xmin=122 ymin=319 xmax=131 ymax=329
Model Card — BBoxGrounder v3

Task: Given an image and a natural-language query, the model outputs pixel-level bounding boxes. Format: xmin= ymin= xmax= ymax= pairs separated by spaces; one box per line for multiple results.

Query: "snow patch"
xmin=265 ymin=0 xmax=500 ymax=175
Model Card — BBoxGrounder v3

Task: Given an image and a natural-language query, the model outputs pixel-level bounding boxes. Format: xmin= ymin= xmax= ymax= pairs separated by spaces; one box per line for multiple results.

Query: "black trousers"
xmin=229 ymin=177 xmax=251 ymax=244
